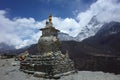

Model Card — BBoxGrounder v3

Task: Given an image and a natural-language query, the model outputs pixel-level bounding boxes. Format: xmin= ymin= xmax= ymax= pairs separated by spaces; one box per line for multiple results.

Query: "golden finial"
xmin=49 ymin=14 xmax=52 ymax=22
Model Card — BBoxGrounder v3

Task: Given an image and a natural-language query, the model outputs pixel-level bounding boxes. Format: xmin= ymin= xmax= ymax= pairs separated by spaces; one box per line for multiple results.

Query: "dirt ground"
xmin=0 ymin=58 xmax=120 ymax=80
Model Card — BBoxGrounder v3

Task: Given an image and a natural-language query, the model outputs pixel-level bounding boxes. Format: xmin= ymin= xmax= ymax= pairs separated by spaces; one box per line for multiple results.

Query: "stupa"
xmin=20 ymin=14 xmax=75 ymax=78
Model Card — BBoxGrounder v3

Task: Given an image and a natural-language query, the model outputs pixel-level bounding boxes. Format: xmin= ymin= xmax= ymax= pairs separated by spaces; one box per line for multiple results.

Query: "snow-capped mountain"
xmin=82 ymin=21 xmax=120 ymax=55
xmin=59 ymin=17 xmax=120 ymax=42
xmin=76 ymin=16 xmax=103 ymax=41
xmin=58 ymin=16 xmax=104 ymax=42
xmin=58 ymin=32 xmax=75 ymax=41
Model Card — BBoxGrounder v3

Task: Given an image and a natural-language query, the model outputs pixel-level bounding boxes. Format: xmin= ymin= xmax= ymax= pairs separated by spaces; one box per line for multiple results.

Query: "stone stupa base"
xmin=20 ymin=51 xmax=76 ymax=79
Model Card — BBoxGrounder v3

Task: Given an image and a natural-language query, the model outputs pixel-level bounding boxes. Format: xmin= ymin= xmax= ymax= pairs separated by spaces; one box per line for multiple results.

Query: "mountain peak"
xmin=76 ymin=16 xmax=103 ymax=41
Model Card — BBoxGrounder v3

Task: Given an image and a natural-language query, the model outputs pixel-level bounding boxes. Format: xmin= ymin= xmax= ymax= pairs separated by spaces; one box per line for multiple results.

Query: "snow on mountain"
xmin=58 ymin=18 xmax=120 ymax=42
xmin=58 ymin=17 xmax=103 ymax=42
xmin=56 ymin=16 xmax=104 ymax=42
xmin=76 ymin=16 xmax=103 ymax=41
xmin=58 ymin=32 xmax=75 ymax=41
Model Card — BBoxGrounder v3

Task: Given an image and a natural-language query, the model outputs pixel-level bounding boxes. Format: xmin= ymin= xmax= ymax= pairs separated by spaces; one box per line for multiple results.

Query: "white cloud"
xmin=77 ymin=0 xmax=120 ymax=24
xmin=0 ymin=11 xmax=43 ymax=49
xmin=52 ymin=17 xmax=80 ymax=37
xmin=0 ymin=10 xmax=80 ymax=49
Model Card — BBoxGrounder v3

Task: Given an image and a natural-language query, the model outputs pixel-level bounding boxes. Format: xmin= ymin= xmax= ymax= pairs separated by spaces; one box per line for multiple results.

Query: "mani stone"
xmin=20 ymin=14 xmax=76 ymax=79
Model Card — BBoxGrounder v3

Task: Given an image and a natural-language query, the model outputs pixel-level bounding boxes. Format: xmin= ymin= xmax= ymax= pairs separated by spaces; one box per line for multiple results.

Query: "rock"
xmin=11 ymin=62 xmax=18 ymax=66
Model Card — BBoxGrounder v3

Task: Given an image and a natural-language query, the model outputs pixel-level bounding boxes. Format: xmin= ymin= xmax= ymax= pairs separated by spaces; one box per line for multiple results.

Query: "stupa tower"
xmin=20 ymin=14 xmax=75 ymax=79
xmin=37 ymin=14 xmax=61 ymax=55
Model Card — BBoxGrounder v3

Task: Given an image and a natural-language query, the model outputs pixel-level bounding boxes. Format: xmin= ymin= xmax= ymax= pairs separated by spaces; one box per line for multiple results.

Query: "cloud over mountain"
xmin=77 ymin=0 xmax=120 ymax=26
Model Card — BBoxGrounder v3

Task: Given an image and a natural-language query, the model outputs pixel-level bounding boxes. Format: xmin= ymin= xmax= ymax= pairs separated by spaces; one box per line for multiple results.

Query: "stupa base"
xmin=20 ymin=51 xmax=75 ymax=79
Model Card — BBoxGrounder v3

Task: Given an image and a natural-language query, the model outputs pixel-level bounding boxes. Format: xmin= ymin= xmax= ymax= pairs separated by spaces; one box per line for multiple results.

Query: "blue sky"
xmin=0 ymin=0 xmax=120 ymax=48
xmin=0 ymin=0 xmax=96 ymax=20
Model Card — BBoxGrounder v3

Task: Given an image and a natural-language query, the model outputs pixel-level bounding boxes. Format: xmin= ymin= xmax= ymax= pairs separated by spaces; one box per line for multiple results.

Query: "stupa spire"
xmin=49 ymin=14 xmax=52 ymax=22
xmin=45 ymin=14 xmax=53 ymax=27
